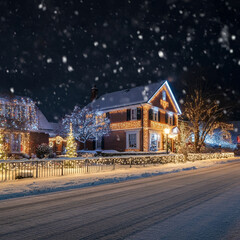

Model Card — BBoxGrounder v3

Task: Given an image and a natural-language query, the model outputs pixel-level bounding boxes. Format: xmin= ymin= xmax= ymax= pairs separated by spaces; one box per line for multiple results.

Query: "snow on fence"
xmin=0 ymin=152 xmax=234 ymax=182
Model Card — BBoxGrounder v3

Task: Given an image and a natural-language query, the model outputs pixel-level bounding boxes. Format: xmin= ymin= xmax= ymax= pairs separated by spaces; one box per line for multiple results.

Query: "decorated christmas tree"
xmin=66 ymin=123 xmax=77 ymax=158
xmin=0 ymin=132 xmax=7 ymax=160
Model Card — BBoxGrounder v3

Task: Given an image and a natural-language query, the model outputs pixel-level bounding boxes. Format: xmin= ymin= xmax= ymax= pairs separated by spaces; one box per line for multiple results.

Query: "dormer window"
xmin=162 ymin=90 xmax=166 ymax=101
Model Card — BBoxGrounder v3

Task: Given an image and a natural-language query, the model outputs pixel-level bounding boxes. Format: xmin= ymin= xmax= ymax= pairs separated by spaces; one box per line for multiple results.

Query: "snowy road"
xmin=1 ymin=161 xmax=240 ymax=240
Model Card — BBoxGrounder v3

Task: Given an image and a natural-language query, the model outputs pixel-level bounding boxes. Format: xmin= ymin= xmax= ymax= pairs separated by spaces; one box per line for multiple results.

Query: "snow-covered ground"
xmin=0 ymin=157 xmax=239 ymax=201
xmin=127 ymin=184 xmax=240 ymax=240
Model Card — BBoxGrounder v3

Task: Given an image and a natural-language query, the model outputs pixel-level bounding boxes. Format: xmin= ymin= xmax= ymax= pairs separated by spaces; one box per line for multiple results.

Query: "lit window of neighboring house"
xmin=126 ymin=131 xmax=139 ymax=149
xmin=162 ymin=90 xmax=166 ymax=101
xmin=11 ymin=134 xmax=21 ymax=153
xmin=131 ymin=108 xmax=137 ymax=120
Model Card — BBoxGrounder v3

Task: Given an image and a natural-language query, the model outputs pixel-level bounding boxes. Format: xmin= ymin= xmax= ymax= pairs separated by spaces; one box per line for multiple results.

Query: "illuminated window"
xmin=131 ymin=108 xmax=137 ymax=120
xmin=126 ymin=131 xmax=139 ymax=149
xmin=11 ymin=134 xmax=21 ymax=153
xmin=162 ymin=90 xmax=166 ymax=101
xmin=168 ymin=114 xmax=174 ymax=125
xmin=129 ymin=134 xmax=136 ymax=148
xmin=153 ymin=110 xmax=158 ymax=121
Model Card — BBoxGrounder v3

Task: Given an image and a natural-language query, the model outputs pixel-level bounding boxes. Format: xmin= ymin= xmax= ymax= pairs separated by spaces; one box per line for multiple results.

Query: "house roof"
xmin=88 ymin=81 xmax=164 ymax=110
xmin=37 ymin=109 xmax=53 ymax=131
xmin=88 ymin=80 xmax=181 ymax=114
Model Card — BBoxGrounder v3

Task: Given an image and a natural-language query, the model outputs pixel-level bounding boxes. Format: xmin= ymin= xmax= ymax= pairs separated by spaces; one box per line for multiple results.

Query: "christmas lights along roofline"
xmin=0 ymin=93 xmax=57 ymax=133
xmin=147 ymin=81 xmax=182 ymax=115
xmin=88 ymin=80 xmax=181 ymax=114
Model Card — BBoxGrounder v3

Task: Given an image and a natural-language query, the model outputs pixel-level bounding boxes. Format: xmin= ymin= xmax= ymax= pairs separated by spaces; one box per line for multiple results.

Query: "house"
xmin=0 ymin=93 xmax=52 ymax=156
xmin=87 ymin=80 xmax=181 ymax=152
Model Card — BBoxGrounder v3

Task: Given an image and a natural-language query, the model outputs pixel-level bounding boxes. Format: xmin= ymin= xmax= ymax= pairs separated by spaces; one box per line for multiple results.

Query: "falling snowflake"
xmin=62 ymin=56 xmax=67 ymax=63
xmin=154 ymin=26 xmax=160 ymax=33
xmin=158 ymin=51 xmax=164 ymax=58
xmin=47 ymin=58 xmax=52 ymax=63
xmin=68 ymin=66 xmax=74 ymax=72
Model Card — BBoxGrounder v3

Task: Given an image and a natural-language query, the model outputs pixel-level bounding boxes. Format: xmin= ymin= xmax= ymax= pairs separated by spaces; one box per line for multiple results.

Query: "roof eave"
xmin=147 ymin=80 xmax=182 ymax=115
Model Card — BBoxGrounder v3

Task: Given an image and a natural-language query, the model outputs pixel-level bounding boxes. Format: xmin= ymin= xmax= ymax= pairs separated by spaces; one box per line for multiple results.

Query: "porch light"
xmin=164 ymin=128 xmax=170 ymax=135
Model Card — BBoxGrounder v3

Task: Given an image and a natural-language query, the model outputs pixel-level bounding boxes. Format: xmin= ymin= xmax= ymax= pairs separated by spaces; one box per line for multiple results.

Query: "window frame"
xmin=162 ymin=90 xmax=167 ymax=101
xmin=126 ymin=130 xmax=139 ymax=149
xmin=168 ymin=113 xmax=174 ymax=125
xmin=152 ymin=109 xmax=158 ymax=121
xmin=130 ymin=108 xmax=137 ymax=120
xmin=11 ymin=133 xmax=22 ymax=153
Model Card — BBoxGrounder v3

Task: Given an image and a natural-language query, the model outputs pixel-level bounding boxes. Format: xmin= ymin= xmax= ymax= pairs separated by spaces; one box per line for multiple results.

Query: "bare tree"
xmin=62 ymin=106 xmax=110 ymax=150
xmin=177 ymin=120 xmax=193 ymax=156
xmin=182 ymin=87 xmax=233 ymax=153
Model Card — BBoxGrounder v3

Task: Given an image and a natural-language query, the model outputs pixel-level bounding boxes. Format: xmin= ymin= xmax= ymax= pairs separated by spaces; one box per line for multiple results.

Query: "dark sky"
xmin=0 ymin=0 xmax=239 ymax=121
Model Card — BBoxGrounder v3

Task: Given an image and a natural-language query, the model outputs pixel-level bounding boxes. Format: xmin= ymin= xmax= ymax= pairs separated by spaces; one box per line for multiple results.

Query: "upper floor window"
xmin=149 ymin=108 xmax=159 ymax=122
xmin=127 ymin=108 xmax=141 ymax=121
xmin=153 ymin=109 xmax=158 ymax=121
xmin=162 ymin=90 xmax=166 ymax=101
xmin=168 ymin=113 xmax=174 ymax=125
xmin=131 ymin=108 xmax=137 ymax=120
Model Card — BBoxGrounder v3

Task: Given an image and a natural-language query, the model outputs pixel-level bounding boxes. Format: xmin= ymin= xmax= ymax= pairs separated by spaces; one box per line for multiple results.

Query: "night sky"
xmin=0 ymin=0 xmax=239 ymax=122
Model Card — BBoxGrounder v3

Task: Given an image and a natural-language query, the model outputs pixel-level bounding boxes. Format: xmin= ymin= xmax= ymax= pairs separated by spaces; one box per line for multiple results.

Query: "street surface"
xmin=1 ymin=160 xmax=240 ymax=240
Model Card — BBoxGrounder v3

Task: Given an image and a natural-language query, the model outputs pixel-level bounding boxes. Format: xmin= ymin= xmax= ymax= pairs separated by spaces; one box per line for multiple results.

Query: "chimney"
xmin=91 ymin=85 xmax=98 ymax=101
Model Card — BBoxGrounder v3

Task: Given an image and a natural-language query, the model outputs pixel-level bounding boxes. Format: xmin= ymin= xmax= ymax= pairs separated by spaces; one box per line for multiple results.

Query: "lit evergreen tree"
xmin=66 ymin=123 xmax=77 ymax=158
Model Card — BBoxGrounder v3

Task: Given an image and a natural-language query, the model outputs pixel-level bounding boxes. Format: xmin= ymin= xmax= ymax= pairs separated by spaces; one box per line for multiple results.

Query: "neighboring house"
xmin=87 ymin=80 xmax=182 ymax=152
xmin=0 ymin=94 xmax=51 ymax=156
xmin=229 ymin=121 xmax=240 ymax=149
xmin=49 ymin=122 xmax=82 ymax=155
xmin=48 ymin=122 xmax=67 ymax=155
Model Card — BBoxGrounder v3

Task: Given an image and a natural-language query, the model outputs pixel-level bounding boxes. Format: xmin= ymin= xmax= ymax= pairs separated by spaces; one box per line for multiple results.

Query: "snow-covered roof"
xmin=0 ymin=93 xmax=34 ymax=105
xmin=37 ymin=109 xmax=62 ymax=136
xmin=88 ymin=81 xmax=165 ymax=110
xmin=37 ymin=109 xmax=53 ymax=131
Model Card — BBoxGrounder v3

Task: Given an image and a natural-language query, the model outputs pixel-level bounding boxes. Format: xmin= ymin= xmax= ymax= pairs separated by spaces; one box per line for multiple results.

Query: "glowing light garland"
xmin=0 ymin=96 xmax=39 ymax=131
xmin=111 ymin=120 xmax=141 ymax=130
xmin=205 ymin=134 xmax=237 ymax=149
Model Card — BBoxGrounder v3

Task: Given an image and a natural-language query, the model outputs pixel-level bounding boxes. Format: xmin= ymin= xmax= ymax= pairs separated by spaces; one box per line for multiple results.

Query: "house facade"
xmin=0 ymin=94 xmax=50 ymax=156
xmin=88 ymin=80 xmax=181 ymax=152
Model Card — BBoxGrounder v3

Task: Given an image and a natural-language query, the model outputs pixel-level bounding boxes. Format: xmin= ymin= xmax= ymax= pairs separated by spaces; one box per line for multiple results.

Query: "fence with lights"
xmin=0 ymin=152 xmax=234 ymax=182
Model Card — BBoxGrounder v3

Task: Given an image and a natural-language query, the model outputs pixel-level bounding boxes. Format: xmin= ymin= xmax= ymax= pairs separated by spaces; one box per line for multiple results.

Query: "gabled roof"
xmin=88 ymin=80 xmax=181 ymax=114
xmin=37 ymin=109 xmax=53 ymax=131
xmin=88 ymin=81 xmax=165 ymax=110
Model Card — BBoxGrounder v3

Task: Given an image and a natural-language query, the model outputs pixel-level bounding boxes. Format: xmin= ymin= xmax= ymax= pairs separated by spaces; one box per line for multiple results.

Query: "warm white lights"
xmin=164 ymin=128 xmax=170 ymax=135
